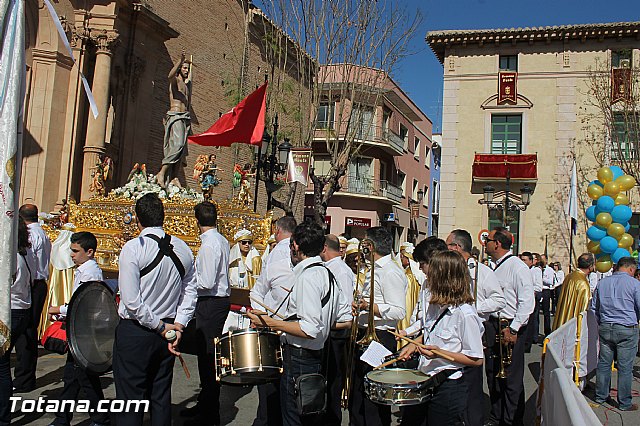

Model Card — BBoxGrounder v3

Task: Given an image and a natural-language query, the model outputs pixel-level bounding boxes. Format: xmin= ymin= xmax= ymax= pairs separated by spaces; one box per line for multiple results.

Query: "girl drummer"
xmin=400 ymin=250 xmax=484 ymax=425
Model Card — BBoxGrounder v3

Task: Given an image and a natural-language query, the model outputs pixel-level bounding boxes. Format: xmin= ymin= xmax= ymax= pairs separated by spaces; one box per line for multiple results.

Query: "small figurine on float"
xmin=233 ymin=163 xmax=255 ymax=207
xmin=193 ymin=154 xmax=223 ymax=200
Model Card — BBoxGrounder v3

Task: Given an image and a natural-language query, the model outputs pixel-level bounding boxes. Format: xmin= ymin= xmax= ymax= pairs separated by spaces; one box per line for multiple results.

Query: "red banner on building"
xmin=498 ymin=72 xmax=517 ymax=105
xmin=472 ymin=154 xmax=537 ymax=180
xmin=611 ymin=68 xmax=632 ymax=104
xmin=410 ymin=204 xmax=419 ymax=219
xmin=345 ymin=217 xmax=371 ymax=228
xmin=287 ymin=148 xmax=312 ymax=185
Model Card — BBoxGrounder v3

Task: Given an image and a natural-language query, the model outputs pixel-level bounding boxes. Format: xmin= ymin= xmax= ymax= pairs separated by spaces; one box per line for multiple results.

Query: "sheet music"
xmin=360 ymin=341 xmax=393 ymax=368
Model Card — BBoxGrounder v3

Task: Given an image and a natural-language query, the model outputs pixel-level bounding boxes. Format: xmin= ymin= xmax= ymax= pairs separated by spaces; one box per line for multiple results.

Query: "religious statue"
xmin=193 ymin=154 xmax=223 ymax=200
xmin=233 ymin=163 xmax=255 ymax=207
xmin=156 ymin=50 xmax=192 ymax=188
xmin=89 ymin=155 xmax=112 ymax=196
xmin=127 ymin=163 xmax=147 ymax=185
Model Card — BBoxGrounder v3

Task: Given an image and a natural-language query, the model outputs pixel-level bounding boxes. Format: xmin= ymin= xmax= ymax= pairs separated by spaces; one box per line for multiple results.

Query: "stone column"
xmin=80 ymin=31 xmax=118 ymax=201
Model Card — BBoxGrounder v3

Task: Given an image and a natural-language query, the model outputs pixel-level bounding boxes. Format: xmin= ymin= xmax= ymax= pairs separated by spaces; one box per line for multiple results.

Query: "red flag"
xmin=188 ymin=82 xmax=267 ymax=146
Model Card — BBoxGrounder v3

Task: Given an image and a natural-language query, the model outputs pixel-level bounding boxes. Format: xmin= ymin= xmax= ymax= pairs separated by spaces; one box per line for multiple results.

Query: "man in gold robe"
xmin=552 ymin=252 xmax=594 ymax=331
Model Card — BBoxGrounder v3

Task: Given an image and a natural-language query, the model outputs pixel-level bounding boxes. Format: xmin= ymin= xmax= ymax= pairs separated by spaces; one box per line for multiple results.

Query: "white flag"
xmin=0 ymin=0 xmax=25 ymax=355
xmin=567 ymin=158 xmax=578 ymax=234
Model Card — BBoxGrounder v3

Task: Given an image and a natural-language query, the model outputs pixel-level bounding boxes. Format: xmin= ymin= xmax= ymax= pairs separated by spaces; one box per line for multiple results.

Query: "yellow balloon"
xmin=597 ymin=167 xmax=614 ymax=184
xmin=587 ymin=184 xmax=603 ymax=200
xmin=607 ymin=223 xmax=625 ymax=239
xmin=615 ymin=174 xmax=636 ymax=191
xmin=596 ymin=256 xmax=612 ymax=273
xmin=619 ymin=233 xmax=634 ymax=248
xmin=603 ymin=181 xmax=620 ymax=197
xmin=587 ymin=240 xmax=601 ymax=254
xmin=596 ymin=212 xmax=613 ymax=228
xmin=614 ymin=192 xmax=629 ymax=206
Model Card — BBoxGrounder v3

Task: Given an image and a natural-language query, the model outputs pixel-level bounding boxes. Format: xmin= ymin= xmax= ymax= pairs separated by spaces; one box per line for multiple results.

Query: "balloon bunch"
xmin=586 ymin=166 xmax=636 ymax=272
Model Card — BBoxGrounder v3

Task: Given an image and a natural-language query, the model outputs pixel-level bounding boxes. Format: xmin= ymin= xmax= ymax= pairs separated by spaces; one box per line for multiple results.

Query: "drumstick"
xmin=374 ymin=356 xmax=402 ymax=370
xmin=388 ymin=330 xmax=456 ymax=362
xmin=165 ymin=330 xmax=191 ymax=379
xmin=249 ymin=296 xmax=286 ymax=319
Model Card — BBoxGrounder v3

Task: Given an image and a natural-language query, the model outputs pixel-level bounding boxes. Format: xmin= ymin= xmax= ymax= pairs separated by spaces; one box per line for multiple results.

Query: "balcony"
xmin=313 ymin=122 xmax=405 ymax=156
xmin=308 ymin=174 xmax=404 ymax=204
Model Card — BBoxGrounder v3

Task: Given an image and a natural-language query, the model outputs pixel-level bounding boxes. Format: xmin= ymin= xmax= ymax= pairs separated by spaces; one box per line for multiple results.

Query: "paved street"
xmin=6 ymin=321 xmax=640 ymax=425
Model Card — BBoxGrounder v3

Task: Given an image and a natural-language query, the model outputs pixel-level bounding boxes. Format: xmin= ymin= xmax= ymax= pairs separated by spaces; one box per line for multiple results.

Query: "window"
xmin=425 ymin=146 xmax=431 ymax=168
xmin=380 ymin=161 xmax=387 ymax=182
xmin=612 ymin=50 xmax=632 ymax=68
xmin=612 ymin=112 xmax=639 ymax=160
xmin=399 ymin=124 xmax=409 ymax=150
xmin=312 ymin=156 xmax=332 ymax=176
xmin=383 ymin=108 xmax=391 ymax=133
xmin=414 ymin=137 xmax=420 ymax=159
xmin=316 ymin=102 xmax=334 ymax=129
xmin=499 ymin=55 xmax=518 ymax=72
xmin=489 ymin=210 xmax=520 ymax=254
xmin=412 ymin=179 xmax=419 ymax=200
xmin=432 ymin=180 xmax=439 ymax=213
xmin=347 ymin=157 xmax=373 ymax=194
xmin=422 ymin=185 xmax=429 ymax=207
xmin=398 ymin=171 xmax=407 ymax=197
xmin=491 ymin=114 xmax=522 ymax=154
xmin=352 ymin=104 xmax=375 ymax=140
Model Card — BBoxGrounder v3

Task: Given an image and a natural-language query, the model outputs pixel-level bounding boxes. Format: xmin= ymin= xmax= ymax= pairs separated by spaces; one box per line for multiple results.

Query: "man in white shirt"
xmin=14 ymin=204 xmax=51 ymax=392
xmin=447 ymin=229 xmax=505 ymax=426
xmin=320 ymin=234 xmax=355 ymax=426
xmin=540 ymin=255 xmax=555 ymax=337
xmin=484 ymin=228 xmax=534 ymax=426
xmin=249 ymin=215 xmax=297 ymax=426
xmin=181 ymin=202 xmax=230 ymax=426
xmin=350 ymin=226 xmax=407 ymax=426
xmin=248 ymin=222 xmax=351 ymax=426
xmin=47 ymin=232 xmax=109 ymax=426
xmin=113 ymin=193 xmax=197 ymax=426
xmin=520 ymin=252 xmax=542 ymax=352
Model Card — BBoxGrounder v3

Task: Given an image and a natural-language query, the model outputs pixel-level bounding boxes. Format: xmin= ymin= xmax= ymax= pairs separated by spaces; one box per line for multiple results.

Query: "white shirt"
xmin=530 ymin=266 xmax=543 ymax=293
xmin=468 ymin=257 xmax=506 ymax=320
xmin=117 ymin=227 xmax=197 ymax=329
xmin=404 ymin=284 xmax=430 ymax=337
xmin=60 ymin=259 xmax=103 ymax=316
xmin=12 ymin=249 xmax=36 ymax=310
xmin=493 ymin=252 xmax=535 ymax=332
xmin=542 ymin=266 xmax=555 ymax=289
xmin=283 ymin=256 xmax=351 ymax=350
xmin=196 ymin=229 xmax=230 ymax=297
xmin=324 ymin=256 xmax=355 ymax=305
xmin=418 ymin=304 xmax=484 ymax=379
xmin=250 ymin=237 xmax=295 ymax=316
xmin=357 ymin=254 xmax=407 ymax=330
xmin=553 ymin=270 xmax=565 ymax=289
xmin=27 ymin=222 xmax=51 ymax=280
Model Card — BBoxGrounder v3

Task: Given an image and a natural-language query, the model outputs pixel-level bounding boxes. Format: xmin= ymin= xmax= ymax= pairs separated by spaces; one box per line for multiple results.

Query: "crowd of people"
xmin=1 ymin=195 xmax=639 ymax=426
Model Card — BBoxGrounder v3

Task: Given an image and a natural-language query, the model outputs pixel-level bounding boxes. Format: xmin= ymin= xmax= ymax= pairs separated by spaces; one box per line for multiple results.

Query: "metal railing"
xmin=314 ymin=122 xmax=406 ymax=154
xmin=343 ymin=174 xmax=404 ymax=203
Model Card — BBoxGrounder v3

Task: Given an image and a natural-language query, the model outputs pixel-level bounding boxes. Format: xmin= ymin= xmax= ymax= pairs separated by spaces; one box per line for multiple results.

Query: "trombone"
xmin=341 ymin=238 xmax=379 ymax=408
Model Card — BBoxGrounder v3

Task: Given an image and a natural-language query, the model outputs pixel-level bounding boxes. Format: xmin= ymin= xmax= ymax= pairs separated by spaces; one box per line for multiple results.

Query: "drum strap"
xmin=492 ymin=254 xmax=515 ymax=271
xmin=276 ymin=263 xmax=337 ymax=320
xmin=139 ymin=234 xmax=186 ymax=280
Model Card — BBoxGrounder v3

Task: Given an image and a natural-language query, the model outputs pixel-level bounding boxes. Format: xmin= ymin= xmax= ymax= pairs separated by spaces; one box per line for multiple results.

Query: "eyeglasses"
xmin=239 ymin=240 xmax=252 ymax=245
xmin=447 ymin=242 xmax=460 ymax=248
xmin=484 ymin=238 xmax=497 ymax=243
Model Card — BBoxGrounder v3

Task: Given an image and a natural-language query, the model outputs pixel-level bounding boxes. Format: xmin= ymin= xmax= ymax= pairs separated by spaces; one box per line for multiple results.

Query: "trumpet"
xmin=495 ymin=315 xmax=513 ymax=379
xmin=357 ymin=239 xmax=379 ymax=348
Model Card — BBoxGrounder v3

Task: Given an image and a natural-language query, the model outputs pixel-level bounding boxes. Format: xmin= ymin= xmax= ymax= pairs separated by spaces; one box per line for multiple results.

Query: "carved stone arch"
xmin=480 ymin=93 xmax=534 ymax=110
xmin=33 ymin=0 xmax=61 ymax=53
xmin=24 ymin=0 xmax=39 ymax=65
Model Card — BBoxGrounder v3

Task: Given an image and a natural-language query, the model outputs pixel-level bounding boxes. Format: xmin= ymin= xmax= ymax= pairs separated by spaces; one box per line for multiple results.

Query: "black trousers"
xmin=253 ymin=382 xmax=283 ymax=426
xmin=525 ymin=292 xmax=542 ymax=349
xmin=195 ymin=296 xmax=230 ymax=423
xmin=401 ymin=377 xmax=468 ymax=426
xmin=348 ymin=329 xmax=396 ymax=426
xmin=13 ymin=279 xmax=47 ymax=390
xmin=540 ymin=289 xmax=552 ymax=337
xmin=462 ymin=364 xmax=484 ymax=426
xmin=325 ymin=328 xmax=349 ymax=426
xmin=113 ymin=319 xmax=175 ymax=426
xmin=52 ymin=353 xmax=109 ymax=426
xmin=485 ymin=317 xmax=527 ymax=426
xmin=0 ymin=309 xmax=29 ymax=426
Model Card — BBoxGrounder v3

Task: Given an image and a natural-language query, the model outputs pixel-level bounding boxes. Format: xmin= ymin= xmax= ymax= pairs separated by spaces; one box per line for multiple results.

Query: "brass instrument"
xmin=495 ymin=315 xmax=513 ymax=379
xmin=341 ymin=238 xmax=377 ymax=409
xmin=356 ymin=239 xmax=379 ymax=348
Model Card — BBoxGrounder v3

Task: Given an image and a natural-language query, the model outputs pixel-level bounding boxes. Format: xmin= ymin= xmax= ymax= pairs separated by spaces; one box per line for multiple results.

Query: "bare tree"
xmin=254 ymin=0 xmax=421 ymax=223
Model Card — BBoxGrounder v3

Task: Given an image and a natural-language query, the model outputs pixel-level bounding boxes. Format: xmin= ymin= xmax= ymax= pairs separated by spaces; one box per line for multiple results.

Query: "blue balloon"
xmin=587 ymin=225 xmax=607 ymax=242
xmin=597 ymin=196 xmax=615 ymax=213
xmin=600 ymin=236 xmax=619 ymax=254
xmin=611 ymin=205 xmax=633 ymax=224
xmin=612 ymin=247 xmax=631 ymax=264
xmin=625 ymin=222 xmax=631 ymax=232
xmin=595 ymin=180 xmax=605 ymax=188
xmin=586 ymin=206 xmax=598 ymax=222
xmin=610 ymin=166 xmax=624 ymax=180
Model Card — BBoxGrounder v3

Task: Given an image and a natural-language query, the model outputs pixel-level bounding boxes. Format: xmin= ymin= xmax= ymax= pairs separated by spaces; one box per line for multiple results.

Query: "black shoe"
xmin=180 ymin=405 xmax=200 ymax=418
xmin=183 ymin=415 xmax=219 ymax=426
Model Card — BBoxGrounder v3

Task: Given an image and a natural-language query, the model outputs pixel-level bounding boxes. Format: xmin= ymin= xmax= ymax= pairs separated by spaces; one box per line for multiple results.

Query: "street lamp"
xmin=478 ymin=174 xmax=534 ymax=227
xmin=520 ymin=184 xmax=533 ymax=206
xmin=253 ymin=114 xmax=292 ymax=211
xmin=483 ymin=184 xmax=495 ymax=204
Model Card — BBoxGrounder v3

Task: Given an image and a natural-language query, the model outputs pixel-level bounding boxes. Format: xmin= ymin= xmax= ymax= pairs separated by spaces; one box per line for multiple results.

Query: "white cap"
xmin=234 ymin=229 xmax=253 ymax=242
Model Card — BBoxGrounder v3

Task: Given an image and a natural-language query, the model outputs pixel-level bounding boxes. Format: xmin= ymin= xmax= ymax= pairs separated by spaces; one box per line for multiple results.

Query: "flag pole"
xmin=253 ymin=143 xmax=261 ymax=213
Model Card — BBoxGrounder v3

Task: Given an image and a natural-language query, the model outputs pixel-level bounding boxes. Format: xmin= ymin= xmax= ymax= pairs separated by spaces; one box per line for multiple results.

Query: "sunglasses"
xmin=239 ymin=240 xmax=252 ymax=245
xmin=484 ymin=238 xmax=497 ymax=243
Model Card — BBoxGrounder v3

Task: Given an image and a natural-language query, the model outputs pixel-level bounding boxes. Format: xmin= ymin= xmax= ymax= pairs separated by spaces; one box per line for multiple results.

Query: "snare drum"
xmin=364 ymin=368 xmax=434 ymax=406
xmin=214 ymin=328 xmax=283 ymax=385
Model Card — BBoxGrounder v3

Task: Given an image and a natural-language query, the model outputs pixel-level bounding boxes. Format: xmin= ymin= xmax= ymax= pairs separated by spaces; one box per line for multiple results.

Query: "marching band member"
xmin=399 ymin=251 xmax=484 ymax=426
xmin=484 ymin=228 xmax=534 ymax=426
xmin=344 ymin=238 xmax=362 ymax=275
xmin=247 ymin=222 xmax=351 ymax=426
xmin=181 ymin=202 xmax=230 ymax=426
xmin=113 ymin=193 xmax=197 ymax=426
xmin=398 ymin=242 xmax=425 ymax=339
xmin=349 ymin=227 xmax=407 ymax=426
xmin=320 ymin=234 xmax=355 ymax=426
xmin=229 ymin=229 xmax=261 ymax=289
xmin=250 ymin=215 xmax=297 ymax=426
xmin=261 ymin=234 xmax=277 ymax=267
xmin=520 ymin=252 xmax=541 ymax=352
xmin=446 ymin=229 xmax=505 ymax=426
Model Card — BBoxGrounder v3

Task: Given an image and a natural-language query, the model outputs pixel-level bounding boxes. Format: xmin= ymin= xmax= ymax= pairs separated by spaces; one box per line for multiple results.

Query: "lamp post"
xmin=478 ymin=172 xmax=533 ymax=227
xmin=253 ymin=114 xmax=292 ymax=211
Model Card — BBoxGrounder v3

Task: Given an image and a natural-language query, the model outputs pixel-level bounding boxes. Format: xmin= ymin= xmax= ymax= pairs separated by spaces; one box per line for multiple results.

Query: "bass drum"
xmin=67 ymin=281 xmax=119 ymax=374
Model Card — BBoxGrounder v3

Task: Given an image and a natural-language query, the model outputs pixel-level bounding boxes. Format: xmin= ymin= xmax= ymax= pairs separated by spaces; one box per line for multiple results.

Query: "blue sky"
xmin=395 ymin=0 xmax=639 ymax=133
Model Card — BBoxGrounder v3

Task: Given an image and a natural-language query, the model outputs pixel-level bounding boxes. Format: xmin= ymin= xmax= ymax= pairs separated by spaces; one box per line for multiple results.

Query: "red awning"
xmin=472 ymin=154 xmax=537 ymax=180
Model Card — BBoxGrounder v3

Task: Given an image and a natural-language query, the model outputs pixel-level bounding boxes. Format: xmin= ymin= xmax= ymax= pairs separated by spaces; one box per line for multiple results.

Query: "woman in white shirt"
xmin=1 ymin=218 xmax=35 ymax=424
xmin=400 ymin=250 xmax=484 ymax=426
